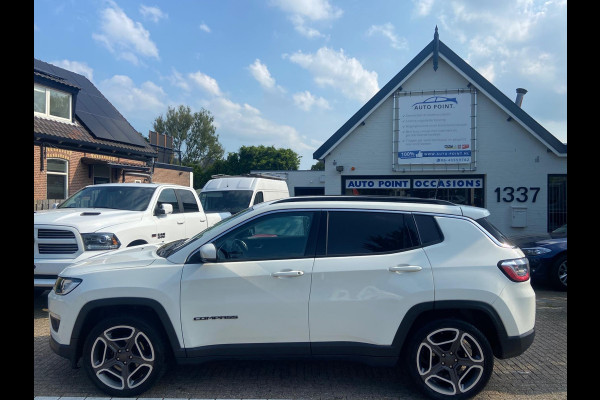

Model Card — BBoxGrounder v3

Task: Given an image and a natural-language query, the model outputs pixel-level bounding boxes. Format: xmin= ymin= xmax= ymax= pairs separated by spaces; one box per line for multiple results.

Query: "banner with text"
xmin=397 ymin=92 xmax=472 ymax=165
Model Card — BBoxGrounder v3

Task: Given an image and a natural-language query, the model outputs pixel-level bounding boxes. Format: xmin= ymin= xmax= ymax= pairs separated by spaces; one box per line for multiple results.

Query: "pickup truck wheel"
xmin=82 ymin=315 xmax=165 ymax=397
xmin=406 ymin=319 xmax=493 ymax=400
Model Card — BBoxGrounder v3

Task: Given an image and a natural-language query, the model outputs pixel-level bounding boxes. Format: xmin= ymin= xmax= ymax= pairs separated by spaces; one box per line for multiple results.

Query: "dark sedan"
xmin=511 ymin=225 xmax=567 ymax=291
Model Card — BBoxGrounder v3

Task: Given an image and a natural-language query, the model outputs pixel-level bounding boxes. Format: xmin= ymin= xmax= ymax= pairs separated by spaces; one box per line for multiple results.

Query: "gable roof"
xmin=34 ymin=59 xmax=155 ymax=157
xmin=313 ymin=38 xmax=567 ymax=160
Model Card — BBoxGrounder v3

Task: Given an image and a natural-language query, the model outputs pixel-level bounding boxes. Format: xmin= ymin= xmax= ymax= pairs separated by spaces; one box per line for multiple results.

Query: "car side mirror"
xmin=198 ymin=243 xmax=217 ymax=262
xmin=157 ymin=203 xmax=173 ymax=215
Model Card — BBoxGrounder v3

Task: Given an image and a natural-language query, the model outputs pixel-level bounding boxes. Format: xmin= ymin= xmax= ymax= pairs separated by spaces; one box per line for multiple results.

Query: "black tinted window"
xmin=156 ymin=189 xmax=181 ymax=213
xmin=176 ymin=189 xmax=200 ymax=213
xmin=327 ymin=211 xmax=416 ymax=256
xmin=414 ymin=214 xmax=444 ymax=246
xmin=213 ymin=211 xmax=316 ymax=261
xmin=476 ymin=217 xmax=512 ymax=246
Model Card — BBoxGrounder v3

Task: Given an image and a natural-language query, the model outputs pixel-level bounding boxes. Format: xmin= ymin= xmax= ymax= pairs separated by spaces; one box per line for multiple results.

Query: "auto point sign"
xmin=396 ymin=92 xmax=472 ymax=165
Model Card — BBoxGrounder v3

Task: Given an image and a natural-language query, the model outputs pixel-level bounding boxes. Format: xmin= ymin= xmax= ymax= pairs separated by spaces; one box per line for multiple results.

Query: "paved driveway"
xmin=34 ymin=282 xmax=566 ymax=400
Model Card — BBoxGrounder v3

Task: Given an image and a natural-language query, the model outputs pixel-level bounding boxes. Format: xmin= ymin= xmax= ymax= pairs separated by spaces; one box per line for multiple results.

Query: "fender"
xmin=69 ymin=297 xmax=185 ymax=363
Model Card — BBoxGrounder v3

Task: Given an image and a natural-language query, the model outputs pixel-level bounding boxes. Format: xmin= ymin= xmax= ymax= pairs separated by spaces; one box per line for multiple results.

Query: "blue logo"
xmin=412 ymin=96 xmax=458 ymax=107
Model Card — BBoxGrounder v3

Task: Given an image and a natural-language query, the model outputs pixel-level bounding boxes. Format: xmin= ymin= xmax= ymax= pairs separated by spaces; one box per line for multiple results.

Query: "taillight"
xmin=498 ymin=258 xmax=530 ymax=282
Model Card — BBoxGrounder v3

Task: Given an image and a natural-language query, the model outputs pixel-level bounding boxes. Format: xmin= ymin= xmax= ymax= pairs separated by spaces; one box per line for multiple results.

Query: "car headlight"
xmin=81 ymin=233 xmax=121 ymax=251
xmin=53 ymin=277 xmax=82 ymax=295
xmin=521 ymin=247 xmax=552 ymax=256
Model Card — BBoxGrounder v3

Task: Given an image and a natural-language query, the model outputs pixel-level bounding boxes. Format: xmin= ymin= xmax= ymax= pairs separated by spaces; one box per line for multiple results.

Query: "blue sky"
xmin=34 ymin=0 xmax=567 ymax=169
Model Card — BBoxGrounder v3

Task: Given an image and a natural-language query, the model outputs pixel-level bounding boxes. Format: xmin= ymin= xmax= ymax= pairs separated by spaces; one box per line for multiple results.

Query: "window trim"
xmin=46 ymin=158 xmax=69 ymax=200
xmin=34 ymin=84 xmax=72 ymax=122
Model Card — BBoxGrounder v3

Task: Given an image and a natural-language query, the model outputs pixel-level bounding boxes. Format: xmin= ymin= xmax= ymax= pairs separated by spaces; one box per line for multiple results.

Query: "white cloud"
xmin=50 ymin=60 xmax=94 ymax=82
xmin=209 ymin=97 xmax=314 ymax=151
xmin=93 ymin=0 xmax=159 ymax=64
xmin=248 ymin=59 xmax=285 ymax=93
xmin=293 ymin=91 xmax=330 ymax=111
xmin=271 ymin=0 xmax=342 ymax=38
xmin=199 ymin=23 xmax=211 ymax=33
xmin=287 ymin=47 xmax=379 ymax=102
xmin=188 ymin=71 xmax=222 ymax=97
xmin=367 ymin=23 xmax=408 ymax=50
xmin=412 ymin=0 xmax=435 ymax=17
xmin=167 ymin=68 xmax=191 ymax=92
xmin=98 ymin=75 xmax=167 ymax=116
xmin=139 ymin=5 xmax=167 ymax=22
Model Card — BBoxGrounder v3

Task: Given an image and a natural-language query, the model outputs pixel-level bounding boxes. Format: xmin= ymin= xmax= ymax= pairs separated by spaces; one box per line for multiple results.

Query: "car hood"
xmin=513 ymin=235 xmax=567 ymax=249
xmin=34 ymin=208 xmax=144 ymax=232
xmin=61 ymin=243 xmax=161 ymax=276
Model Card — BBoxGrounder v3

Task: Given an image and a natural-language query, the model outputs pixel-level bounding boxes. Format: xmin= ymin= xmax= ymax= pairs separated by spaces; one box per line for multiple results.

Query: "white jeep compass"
xmin=48 ymin=196 xmax=535 ymax=400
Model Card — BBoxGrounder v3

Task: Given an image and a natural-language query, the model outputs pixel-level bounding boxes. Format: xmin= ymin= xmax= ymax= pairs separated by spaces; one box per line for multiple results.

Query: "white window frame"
xmin=47 ymin=158 xmax=69 ymax=200
xmin=34 ymin=84 xmax=72 ymax=122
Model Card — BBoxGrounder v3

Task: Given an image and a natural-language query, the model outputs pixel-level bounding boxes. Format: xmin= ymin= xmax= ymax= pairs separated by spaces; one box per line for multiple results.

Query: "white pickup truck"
xmin=34 ymin=183 xmax=230 ymax=293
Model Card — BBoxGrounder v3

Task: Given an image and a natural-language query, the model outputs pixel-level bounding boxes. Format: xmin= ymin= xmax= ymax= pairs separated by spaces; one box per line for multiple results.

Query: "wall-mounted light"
xmin=336 ymin=165 xmax=344 ymax=173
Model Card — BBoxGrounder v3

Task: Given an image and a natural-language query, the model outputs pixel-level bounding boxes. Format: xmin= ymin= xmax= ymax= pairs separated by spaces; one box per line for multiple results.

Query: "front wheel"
xmin=549 ymin=254 xmax=567 ymax=291
xmin=406 ymin=319 xmax=494 ymax=400
xmin=82 ymin=315 xmax=165 ymax=397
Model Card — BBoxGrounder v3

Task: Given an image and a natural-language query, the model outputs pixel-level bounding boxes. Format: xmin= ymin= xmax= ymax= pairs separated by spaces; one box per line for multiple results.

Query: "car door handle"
xmin=389 ymin=265 xmax=422 ymax=273
xmin=272 ymin=270 xmax=304 ymax=278
xmin=177 ymin=221 xmax=185 ymax=224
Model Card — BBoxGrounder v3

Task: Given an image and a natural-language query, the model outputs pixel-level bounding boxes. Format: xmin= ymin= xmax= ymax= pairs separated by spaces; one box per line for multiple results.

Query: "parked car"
xmin=198 ymin=174 xmax=289 ymax=214
xmin=34 ymin=183 xmax=230 ymax=294
xmin=48 ymin=196 xmax=535 ymax=399
xmin=511 ymin=224 xmax=567 ymax=291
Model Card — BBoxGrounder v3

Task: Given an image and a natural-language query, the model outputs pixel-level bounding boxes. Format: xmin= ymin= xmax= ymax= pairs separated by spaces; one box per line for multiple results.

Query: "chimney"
xmin=515 ymin=88 xmax=527 ymax=107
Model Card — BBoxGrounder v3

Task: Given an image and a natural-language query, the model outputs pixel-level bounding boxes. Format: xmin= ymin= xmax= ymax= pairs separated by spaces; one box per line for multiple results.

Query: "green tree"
xmin=152 ymin=105 xmax=224 ymax=166
xmin=310 ymin=160 xmax=325 ymax=170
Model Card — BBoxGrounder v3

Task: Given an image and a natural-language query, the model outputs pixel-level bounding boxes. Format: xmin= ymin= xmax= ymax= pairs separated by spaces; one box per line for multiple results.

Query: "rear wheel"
xmin=406 ymin=319 xmax=493 ymax=400
xmin=549 ymin=254 xmax=567 ymax=291
xmin=82 ymin=315 xmax=165 ymax=397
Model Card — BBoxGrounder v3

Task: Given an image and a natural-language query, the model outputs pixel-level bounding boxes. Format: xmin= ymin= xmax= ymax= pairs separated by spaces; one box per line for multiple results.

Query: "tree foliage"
xmin=310 ymin=160 xmax=325 ymax=170
xmin=152 ymin=105 xmax=224 ymax=167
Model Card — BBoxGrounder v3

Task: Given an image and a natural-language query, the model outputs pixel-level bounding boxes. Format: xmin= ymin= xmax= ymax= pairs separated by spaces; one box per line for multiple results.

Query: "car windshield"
xmin=199 ymin=190 xmax=254 ymax=214
xmin=59 ymin=186 xmax=156 ymax=211
xmin=550 ymin=224 xmax=567 ymax=238
xmin=157 ymin=206 xmax=256 ymax=258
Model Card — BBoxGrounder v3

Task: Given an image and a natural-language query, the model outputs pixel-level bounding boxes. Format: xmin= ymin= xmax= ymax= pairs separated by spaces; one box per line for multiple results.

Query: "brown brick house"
xmin=34 ymin=59 xmax=192 ymax=203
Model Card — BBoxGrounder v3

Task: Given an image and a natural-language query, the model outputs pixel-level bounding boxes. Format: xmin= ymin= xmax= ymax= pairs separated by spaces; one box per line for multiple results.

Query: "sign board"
xmin=345 ymin=178 xmax=482 ymax=189
xmin=396 ymin=92 xmax=472 ymax=165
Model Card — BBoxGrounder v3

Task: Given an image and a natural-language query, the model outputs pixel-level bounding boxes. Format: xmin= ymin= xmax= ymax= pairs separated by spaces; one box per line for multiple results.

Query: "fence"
xmin=34 ymin=199 xmax=62 ymax=211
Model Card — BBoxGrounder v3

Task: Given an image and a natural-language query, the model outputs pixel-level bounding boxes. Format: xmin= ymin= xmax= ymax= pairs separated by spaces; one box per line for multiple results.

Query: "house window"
xmin=34 ymin=84 xmax=71 ymax=121
xmin=93 ymin=164 xmax=110 ymax=184
xmin=47 ymin=159 xmax=68 ymax=200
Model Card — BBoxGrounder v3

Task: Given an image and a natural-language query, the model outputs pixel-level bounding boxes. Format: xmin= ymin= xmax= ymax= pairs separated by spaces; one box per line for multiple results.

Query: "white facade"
xmin=313 ymin=42 xmax=566 ymax=237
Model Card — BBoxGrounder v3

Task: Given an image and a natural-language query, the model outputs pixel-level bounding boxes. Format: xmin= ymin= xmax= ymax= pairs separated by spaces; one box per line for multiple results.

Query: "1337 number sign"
xmin=494 ymin=187 xmax=540 ymax=203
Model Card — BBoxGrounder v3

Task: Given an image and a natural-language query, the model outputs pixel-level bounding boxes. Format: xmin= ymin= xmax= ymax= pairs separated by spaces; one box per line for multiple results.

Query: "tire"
xmin=549 ymin=254 xmax=567 ymax=291
xmin=82 ymin=315 xmax=166 ymax=397
xmin=406 ymin=319 xmax=494 ymax=400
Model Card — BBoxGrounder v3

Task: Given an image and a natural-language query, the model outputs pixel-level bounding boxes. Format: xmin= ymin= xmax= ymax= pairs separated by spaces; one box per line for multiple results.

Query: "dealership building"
xmin=279 ymin=29 xmax=567 ymax=237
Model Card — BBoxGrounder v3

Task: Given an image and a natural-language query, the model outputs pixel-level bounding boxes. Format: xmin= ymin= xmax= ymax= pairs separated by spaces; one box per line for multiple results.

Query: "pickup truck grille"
xmin=38 ymin=244 xmax=79 ymax=254
xmin=35 ymin=227 xmax=80 ymax=257
xmin=37 ymin=229 xmax=76 ymax=239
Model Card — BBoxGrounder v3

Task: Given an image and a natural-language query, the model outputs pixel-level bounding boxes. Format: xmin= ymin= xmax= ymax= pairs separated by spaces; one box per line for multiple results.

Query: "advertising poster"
xmin=397 ymin=92 xmax=472 ymax=165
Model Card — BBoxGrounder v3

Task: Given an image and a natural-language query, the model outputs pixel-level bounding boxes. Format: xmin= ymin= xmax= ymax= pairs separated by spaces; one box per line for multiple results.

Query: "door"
xmin=309 ymin=210 xmax=434 ymax=351
xmin=180 ymin=210 xmax=320 ymax=354
xmin=153 ymin=188 xmax=185 ymax=243
xmin=175 ymin=188 xmax=208 ymax=237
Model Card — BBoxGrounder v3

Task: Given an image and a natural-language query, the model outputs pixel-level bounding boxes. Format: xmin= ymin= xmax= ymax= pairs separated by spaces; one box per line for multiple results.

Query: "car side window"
xmin=176 ymin=189 xmax=200 ymax=213
xmin=326 ymin=211 xmax=418 ymax=256
xmin=213 ymin=211 xmax=316 ymax=261
xmin=413 ymin=214 xmax=444 ymax=246
xmin=156 ymin=189 xmax=181 ymax=214
xmin=253 ymin=191 xmax=264 ymax=205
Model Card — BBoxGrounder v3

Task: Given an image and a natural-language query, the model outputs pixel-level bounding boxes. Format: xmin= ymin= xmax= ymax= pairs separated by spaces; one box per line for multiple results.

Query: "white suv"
xmin=48 ymin=196 xmax=535 ymax=399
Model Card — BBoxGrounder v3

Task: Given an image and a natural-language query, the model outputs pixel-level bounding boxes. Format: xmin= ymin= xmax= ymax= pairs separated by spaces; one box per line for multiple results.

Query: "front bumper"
xmin=49 ymin=334 xmax=79 ymax=368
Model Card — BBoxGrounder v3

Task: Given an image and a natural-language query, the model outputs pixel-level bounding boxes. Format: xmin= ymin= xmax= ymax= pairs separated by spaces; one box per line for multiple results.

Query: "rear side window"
xmin=413 ymin=214 xmax=444 ymax=246
xmin=326 ymin=211 xmax=417 ymax=256
xmin=476 ymin=217 xmax=513 ymax=246
xmin=176 ymin=189 xmax=200 ymax=213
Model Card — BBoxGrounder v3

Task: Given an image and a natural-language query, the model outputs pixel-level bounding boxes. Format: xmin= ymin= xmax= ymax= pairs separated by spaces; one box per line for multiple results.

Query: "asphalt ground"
xmin=33 ymin=281 xmax=566 ymax=400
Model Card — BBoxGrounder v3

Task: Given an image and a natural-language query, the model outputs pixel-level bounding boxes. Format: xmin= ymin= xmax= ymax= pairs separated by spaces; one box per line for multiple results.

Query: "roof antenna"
xmin=433 ymin=26 xmax=439 ymax=71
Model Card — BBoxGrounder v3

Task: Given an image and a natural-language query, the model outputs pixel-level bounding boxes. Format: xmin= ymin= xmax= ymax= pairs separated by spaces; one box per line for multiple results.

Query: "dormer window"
xmin=34 ymin=84 xmax=72 ymax=121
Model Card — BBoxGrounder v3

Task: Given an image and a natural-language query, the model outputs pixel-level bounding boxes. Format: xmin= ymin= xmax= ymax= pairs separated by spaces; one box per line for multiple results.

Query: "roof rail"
xmin=210 ymin=173 xmax=286 ymax=181
xmin=273 ymin=195 xmax=456 ymax=206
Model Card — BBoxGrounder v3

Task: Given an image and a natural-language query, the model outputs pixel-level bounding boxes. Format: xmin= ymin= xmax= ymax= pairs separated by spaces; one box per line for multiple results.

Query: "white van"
xmin=198 ymin=174 xmax=290 ymax=214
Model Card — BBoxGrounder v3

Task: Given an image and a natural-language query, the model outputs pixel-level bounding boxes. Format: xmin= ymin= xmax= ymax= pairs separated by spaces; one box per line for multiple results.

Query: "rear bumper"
xmin=497 ymin=328 xmax=535 ymax=359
